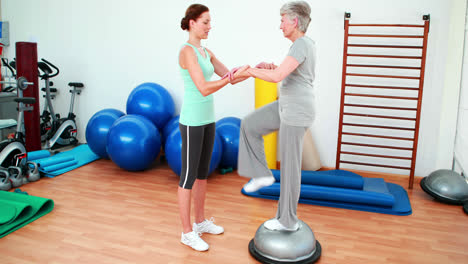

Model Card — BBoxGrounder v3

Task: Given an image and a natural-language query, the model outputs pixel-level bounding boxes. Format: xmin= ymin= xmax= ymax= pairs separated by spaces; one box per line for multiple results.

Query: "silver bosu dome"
xmin=249 ymin=220 xmax=321 ymax=263
xmin=420 ymin=169 xmax=468 ymax=205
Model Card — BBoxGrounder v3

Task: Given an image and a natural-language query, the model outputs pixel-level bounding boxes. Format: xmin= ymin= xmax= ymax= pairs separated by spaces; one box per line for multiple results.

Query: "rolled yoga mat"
xmin=255 ymin=78 xmax=278 ymax=169
xmin=33 ymin=156 xmax=74 ymax=168
xmin=271 ymin=169 xmax=364 ymax=190
xmin=41 ymin=160 xmax=79 ymax=173
xmin=28 ymin=144 xmax=99 ymax=177
xmin=259 ymin=178 xmax=395 ymax=207
xmin=0 ymin=190 xmax=54 ymax=238
xmin=27 ymin=150 xmax=51 ymax=161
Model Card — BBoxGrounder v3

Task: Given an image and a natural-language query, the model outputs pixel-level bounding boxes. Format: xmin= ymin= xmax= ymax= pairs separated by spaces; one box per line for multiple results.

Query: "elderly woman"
xmin=237 ymin=1 xmax=316 ymax=231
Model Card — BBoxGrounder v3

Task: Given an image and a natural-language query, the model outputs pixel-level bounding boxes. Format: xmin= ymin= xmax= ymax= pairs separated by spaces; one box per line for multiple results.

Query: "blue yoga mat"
xmin=271 ymin=169 xmax=364 ymax=190
xmin=28 ymin=144 xmax=100 ymax=178
xmin=259 ymin=178 xmax=395 ymax=207
xmin=27 ymin=150 xmax=51 ymax=161
xmin=34 ymin=156 xmax=74 ymax=168
xmin=243 ymin=170 xmax=412 ymax=216
xmin=42 ymin=160 xmax=79 ymax=173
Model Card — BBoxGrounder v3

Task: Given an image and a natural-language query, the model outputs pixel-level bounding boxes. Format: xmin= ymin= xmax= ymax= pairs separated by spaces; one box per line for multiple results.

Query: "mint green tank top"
xmin=179 ymin=43 xmax=215 ymax=126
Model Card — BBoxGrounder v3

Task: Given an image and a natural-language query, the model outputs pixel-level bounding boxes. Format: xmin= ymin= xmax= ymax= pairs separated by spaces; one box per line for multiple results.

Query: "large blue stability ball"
xmin=216 ymin=117 xmax=241 ymax=169
xmin=164 ymin=128 xmax=223 ymax=176
xmin=107 ymin=115 xmax=161 ymax=171
xmin=218 ymin=116 xmax=241 ymax=128
xmin=162 ymin=115 xmax=180 ymax=144
xmin=126 ymin=82 xmax=175 ymax=130
xmin=86 ymin=108 xmax=125 ymax=159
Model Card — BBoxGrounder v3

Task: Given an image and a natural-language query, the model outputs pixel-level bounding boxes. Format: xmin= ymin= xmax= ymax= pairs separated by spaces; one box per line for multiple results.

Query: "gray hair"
xmin=280 ymin=1 xmax=311 ymax=33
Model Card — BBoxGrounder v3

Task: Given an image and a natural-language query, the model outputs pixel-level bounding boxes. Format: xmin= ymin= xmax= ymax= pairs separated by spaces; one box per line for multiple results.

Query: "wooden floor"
xmin=1 ymin=158 xmax=467 ymax=264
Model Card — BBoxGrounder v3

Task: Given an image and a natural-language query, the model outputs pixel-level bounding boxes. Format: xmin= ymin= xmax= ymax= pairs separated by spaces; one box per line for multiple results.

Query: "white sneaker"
xmin=193 ymin=217 xmax=224 ymax=235
xmin=263 ymin=219 xmax=299 ymax=231
xmin=243 ymin=176 xmax=276 ymax=193
xmin=180 ymin=231 xmax=209 ymax=251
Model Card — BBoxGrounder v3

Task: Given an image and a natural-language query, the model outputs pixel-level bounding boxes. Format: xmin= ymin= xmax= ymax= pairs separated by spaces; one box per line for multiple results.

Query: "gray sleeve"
xmin=287 ymin=38 xmax=307 ymax=64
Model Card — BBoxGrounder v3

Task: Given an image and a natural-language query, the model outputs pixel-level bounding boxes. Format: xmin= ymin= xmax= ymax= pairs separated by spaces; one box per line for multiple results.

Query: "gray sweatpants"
xmin=238 ymin=101 xmax=307 ymax=228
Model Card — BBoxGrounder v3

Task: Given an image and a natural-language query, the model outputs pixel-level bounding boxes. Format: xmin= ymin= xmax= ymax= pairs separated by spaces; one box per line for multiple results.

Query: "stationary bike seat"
xmin=68 ymin=82 xmax=84 ymax=88
xmin=14 ymin=97 xmax=36 ymax=104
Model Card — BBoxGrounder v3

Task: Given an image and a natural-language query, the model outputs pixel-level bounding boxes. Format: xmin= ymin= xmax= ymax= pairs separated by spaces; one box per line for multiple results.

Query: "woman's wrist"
xmin=247 ymin=68 xmax=255 ymax=78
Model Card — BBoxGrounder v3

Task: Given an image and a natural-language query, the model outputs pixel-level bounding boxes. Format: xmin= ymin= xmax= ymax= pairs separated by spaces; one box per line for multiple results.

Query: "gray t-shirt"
xmin=279 ymin=36 xmax=316 ymax=127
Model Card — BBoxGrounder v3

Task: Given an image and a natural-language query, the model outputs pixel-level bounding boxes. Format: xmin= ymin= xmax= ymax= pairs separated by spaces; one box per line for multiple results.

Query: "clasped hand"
xmin=223 ymin=61 xmax=277 ymax=84
xmin=222 ymin=65 xmax=250 ymax=84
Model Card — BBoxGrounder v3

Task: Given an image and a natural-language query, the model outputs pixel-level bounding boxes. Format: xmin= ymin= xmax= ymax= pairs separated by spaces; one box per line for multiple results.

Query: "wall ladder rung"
xmin=339 ymin=160 xmax=412 ymax=170
xmin=347 ymin=54 xmax=422 ymax=59
xmin=346 ymin=83 xmax=419 ymax=90
xmin=345 ymin=93 xmax=419 ymax=100
xmin=349 ymin=24 xmax=425 ymax=28
xmin=344 ymin=103 xmax=418 ymax=111
xmin=347 ymin=64 xmax=422 ymax=70
xmin=341 ymin=141 xmax=414 ymax=151
xmin=346 ymin=73 xmax=420 ymax=80
xmin=347 ymin=44 xmax=423 ymax=49
xmin=343 ymin=123 xmax=415 ymax=131
xmin=342 ymin=132 xmax=415 ymax=141
xmin=340 ymin=151 xmax=412 ymax=160
xmin=348 ymin=34 xmax=424 ymax=38
xmin=343 ymin=112 xmax=416 ymax=121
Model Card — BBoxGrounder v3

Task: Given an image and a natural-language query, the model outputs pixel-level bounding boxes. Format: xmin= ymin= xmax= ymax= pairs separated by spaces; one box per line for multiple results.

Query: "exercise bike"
xmin=6 ymin=58 xmax=59 ymax=142
xmin=39 ymin=59 xmax=84 ymax=149
xmin=0 ymin=72 xmax=40 ymax=190
xmin=37 ymin=59 xmax=59 ymax=142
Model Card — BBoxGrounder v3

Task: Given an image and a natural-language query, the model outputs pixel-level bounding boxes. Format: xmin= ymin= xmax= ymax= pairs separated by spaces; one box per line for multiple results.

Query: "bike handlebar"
xmin=40 ymin=58 xmax=60 ymax=79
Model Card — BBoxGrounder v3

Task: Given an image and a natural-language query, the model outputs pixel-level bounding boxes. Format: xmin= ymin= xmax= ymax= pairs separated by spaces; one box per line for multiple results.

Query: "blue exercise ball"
xmin=162 ymin=115 xmax=180 ymax=144
xmin=164 ymin=127 xmax=223 ymax=176
xmin=107 ymin=115 xmax=161 ymax=171
xmin=216 ymin=117 xmax=241 ymax=169
xmin=86 ymin=108 xmax=125 ymax=159
xmin=218 ymin=116 xmax=241 ymax=128
xmin=126 ymin=82 xmax=175 ymax=130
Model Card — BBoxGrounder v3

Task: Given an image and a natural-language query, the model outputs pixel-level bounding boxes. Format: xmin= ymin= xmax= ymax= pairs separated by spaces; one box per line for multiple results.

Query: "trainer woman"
xmin=177 ymin=3 xmax=248 ymax=251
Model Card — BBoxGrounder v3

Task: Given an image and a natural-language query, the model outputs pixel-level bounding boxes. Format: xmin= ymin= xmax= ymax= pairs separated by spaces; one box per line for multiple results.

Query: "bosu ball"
xmin=249 ymin=220 xmax=321 ymax=263
xmin=420 ymin=169 xmax=468 ymax=205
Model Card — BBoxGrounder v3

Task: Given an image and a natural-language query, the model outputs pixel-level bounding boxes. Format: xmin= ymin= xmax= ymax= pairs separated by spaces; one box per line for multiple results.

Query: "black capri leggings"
xmin=179 ymin=122 xmax=215 ymax=189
